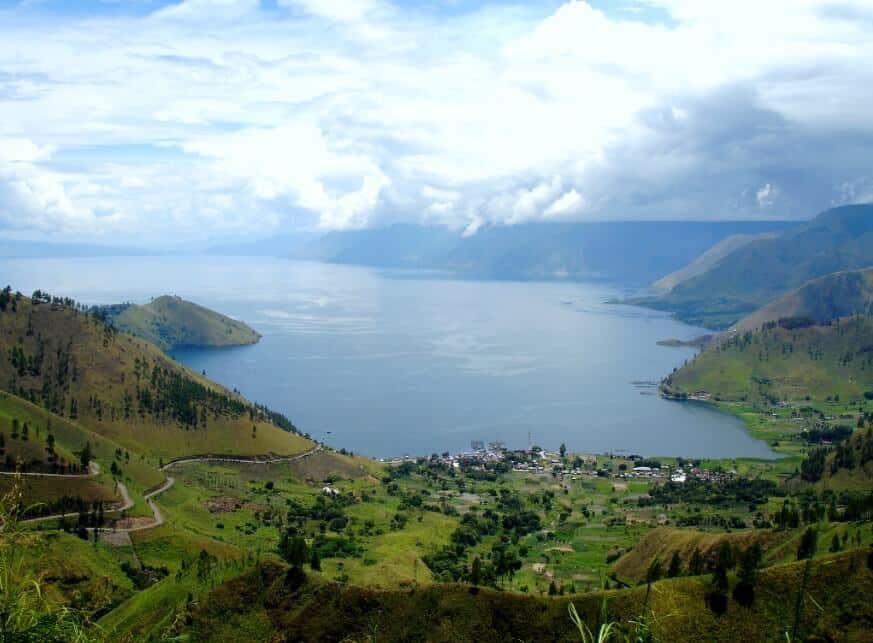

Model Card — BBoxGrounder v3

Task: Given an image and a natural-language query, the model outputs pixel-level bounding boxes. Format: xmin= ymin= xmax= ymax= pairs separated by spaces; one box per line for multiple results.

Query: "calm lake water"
xmin=0 ymin=255 xmax=775 ymax=459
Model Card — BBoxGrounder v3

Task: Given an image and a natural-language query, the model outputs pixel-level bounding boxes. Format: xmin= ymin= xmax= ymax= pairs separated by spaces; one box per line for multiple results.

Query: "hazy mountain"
xmin=292 ymin=221 xmax=795 ymax=285
xmin=203 ymin=231 xmax=320 ymax=257
xmin=640 ymin=204 xmax=873 ymax=328
xmin=0 ymin=239 xmax=152 ymax=258
xmin=652 ymin=232 xmax=780 ymax=292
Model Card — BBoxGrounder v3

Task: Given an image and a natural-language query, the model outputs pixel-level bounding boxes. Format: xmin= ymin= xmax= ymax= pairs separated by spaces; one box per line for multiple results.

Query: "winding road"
xmin=16 ymin=445 xmax=321 ymax=533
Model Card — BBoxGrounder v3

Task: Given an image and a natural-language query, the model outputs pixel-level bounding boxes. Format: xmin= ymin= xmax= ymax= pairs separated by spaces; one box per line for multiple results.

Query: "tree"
xmin=310 ymin=547 xmax=321 ymax=571
xmin=559 ymin=443 xmax=567 ymax=459
xmin=829 ymin=533 xmax=842 ymax=553
xmin=278 ymin=531 xmax=308 ymax=569
xmin=708 ymin=541 xmax=734 ymax=615
xmin=470 ymin=556 xmax=482 ymax=586
xmin=196 ymin=549 xmax=214 ymax=583
xmin=667 ymin=551 xmax=682 ymax=578
xmin=733 ymin=543 xmax=762 ymax=607
xmin=79 ymin=442 xmax=92 ymax=470
xmin=688 ymin=547 xmax=704 ymax=576
xmin=797 ymin=527 xmax=818 ymax=561
xmin=645 ymin=557 xmax=663 ymax=585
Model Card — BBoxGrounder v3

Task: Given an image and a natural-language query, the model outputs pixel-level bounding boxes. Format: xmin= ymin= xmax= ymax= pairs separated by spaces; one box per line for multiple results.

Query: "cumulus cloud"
xmin=756 ymin=183 xmax=779 ymax=208
xmin=0 ymin=0 xmax=871 ymax=243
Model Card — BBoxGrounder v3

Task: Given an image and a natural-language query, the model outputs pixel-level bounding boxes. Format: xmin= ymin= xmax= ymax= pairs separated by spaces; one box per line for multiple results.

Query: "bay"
xmin=0 ymin=255 xmax=775 ymax=459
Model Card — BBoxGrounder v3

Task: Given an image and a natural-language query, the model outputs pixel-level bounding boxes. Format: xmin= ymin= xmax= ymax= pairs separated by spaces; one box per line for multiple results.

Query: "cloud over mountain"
xmin=0 ymin=0 xmax=871 ymax=243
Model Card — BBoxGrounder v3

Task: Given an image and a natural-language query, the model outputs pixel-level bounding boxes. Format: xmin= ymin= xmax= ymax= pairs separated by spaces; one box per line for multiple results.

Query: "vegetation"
xmin=641 ymin=204 xmax=873 ymax=328
xmin=662 ymin=314 xmax=873 ymax=404
xmin=733 ymin=267 xmax=873 ymax=333
xmin=3 ymin=273 xmax=873 ymax=641
xmin=0 ymin=289 xmax=311 ymax=458
xmin=93 ymin=295 xmax=261 ymax=352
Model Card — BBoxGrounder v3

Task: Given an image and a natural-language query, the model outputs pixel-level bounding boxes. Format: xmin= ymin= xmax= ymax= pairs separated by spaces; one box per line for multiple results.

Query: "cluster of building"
xmin=380 ymin=440 xmax=737 ymax=487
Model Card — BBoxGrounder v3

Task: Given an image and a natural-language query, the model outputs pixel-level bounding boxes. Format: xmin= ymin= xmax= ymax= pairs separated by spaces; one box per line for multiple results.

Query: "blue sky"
xmin=1 ymin=0 xmax=872 ymax=244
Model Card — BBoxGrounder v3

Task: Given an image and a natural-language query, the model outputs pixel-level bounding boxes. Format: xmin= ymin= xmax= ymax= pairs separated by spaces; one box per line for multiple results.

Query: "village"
xmin=378 ymin=440 xmax=739 ymax=488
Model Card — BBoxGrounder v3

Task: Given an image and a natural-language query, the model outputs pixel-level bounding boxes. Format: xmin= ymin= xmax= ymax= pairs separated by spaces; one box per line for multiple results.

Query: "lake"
xmin=0 ymin=255 xmax=775 ymax=459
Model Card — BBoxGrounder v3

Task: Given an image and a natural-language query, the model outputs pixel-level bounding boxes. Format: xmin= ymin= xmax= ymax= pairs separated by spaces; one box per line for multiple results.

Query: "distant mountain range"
xmin=0 ymin=239 xmax=154 ymax=258
xmin=287 ymin=221 xmax=795 ymax=286
xmin=639 ymin=204 xmax=873 ymax=328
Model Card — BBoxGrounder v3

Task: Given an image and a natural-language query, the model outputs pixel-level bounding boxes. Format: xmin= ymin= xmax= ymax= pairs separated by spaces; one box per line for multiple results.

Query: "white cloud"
xmin=756 ymin=183 xmax=779 ymax=207
xmin=545 ymin=189 xmax=584 ymax=217
xmin=0 ymin=0 xmax=871 ymax=242
xmin=280 ymin=0 xmax=377 ymax=22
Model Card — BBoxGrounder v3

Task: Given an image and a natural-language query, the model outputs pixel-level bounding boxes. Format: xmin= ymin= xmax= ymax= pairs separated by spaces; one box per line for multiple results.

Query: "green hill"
xmin=662 ymin=314 xmax=873 ymax=403
xmin=0 ymin=289 xmax=310 ymax=459
xmin=641 ymin=204 xmax=873 ymax=328
xmin=180 ymin=550 xmax=873 ymax=643
xmin=734 ymin=268 xmax=873 ymax=333
xmin=98 ymin=295 xmax=261 ymax=352
xmin=653 ymin=232 xmax=779 ymax=293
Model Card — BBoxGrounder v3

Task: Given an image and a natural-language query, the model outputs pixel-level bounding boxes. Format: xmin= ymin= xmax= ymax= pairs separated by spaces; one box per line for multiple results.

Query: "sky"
xmin=0 ymin=0 xmax=872 ymax=245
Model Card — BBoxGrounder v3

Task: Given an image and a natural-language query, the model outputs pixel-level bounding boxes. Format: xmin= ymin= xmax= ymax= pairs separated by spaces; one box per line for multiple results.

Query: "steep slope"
xmin=181 ymin=552 xmax=873 ymax=643
xmin=612 ymin=527 xmax=792 ymax=584
xmin=662 ymin=315 xmax=873 ymax=403
xmin=98 ymin=295 xmax=260 ymax=352
xmin=734 ymin=268 xmax=873 ymax=333
xmin=0 ymin=290 xmax=311 ymax=458
xmin=643 ymin=204 xmax=873 ymax=328
xmin=652 ymin=232 xmax=780 ymax=292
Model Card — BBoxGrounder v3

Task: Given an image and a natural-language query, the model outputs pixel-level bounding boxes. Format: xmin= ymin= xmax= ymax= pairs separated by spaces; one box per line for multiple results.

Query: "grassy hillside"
xmin=653 ymin=232 xmax=779 ymax=292
xmin=0 ymin=290 xmax=311 ymax=459
xmin=0 ymin=391 xmax=165 ymax=508
xmin=612 ymin=527 xmax=793 ymax=584
xmin=734 ymin=268 xmax=873 ymax=333
xmin=98 ymin=295 xmax=260 ymax=352
xmin=185 ymin=550 xmax=873 ymax=642
xmin=662 ymin=315 xmax=873 ymax=403
xmin=641 ymin=204 xmax=873 ymax=328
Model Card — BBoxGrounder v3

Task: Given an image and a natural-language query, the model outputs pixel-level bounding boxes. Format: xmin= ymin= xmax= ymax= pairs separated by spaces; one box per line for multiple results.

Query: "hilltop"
xmin=0 ymin=289 xmax=310 ymax=459
xmin=96 ymin=295 xmax=261 ymax=352
xmin=733 ymin=268 xmax=873 ymax=333
xmin=662 ymin=314 xmax=873 ymax=404
xmin=640 ymin=204 xmax=873 ymax=328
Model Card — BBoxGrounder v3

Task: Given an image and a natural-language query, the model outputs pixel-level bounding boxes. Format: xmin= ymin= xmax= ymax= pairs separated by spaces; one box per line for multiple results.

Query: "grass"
xmin=0 ymin=298 xmax=314 ymax=460
xmin=187 ymin=548 xmax=873 ymax=642
xmin=108 ymin=295 xmax=260 ymax=352
xmin=664 ymin=316 xmax=873 ymax=405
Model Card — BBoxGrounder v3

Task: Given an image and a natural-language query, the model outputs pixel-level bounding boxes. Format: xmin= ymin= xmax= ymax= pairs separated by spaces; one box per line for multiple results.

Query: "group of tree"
xmin=801 ymin=427 xmax=873 ymax=483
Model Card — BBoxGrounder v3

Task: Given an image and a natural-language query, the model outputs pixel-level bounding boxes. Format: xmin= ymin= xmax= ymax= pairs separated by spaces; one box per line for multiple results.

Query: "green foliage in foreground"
xmin=0 ymin=478 xmax=95 ymax=642
xmin=186 ymin=548 xmax=873 ymax=642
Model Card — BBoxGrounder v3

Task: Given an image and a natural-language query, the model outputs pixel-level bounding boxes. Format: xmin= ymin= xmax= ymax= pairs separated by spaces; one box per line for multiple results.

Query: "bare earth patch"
xmin=205 ymin=496 xmax=269 ymax=513
xmin=205 ymin=496 xmax=244 ymax=513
